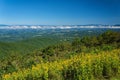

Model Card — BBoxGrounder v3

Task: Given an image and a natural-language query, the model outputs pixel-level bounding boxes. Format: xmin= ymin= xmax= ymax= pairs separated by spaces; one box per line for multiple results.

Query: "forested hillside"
xmin=2 ymin=49 xmax=120 ymax=80
xmin=0 ymin=31 xmax=120 ymax=80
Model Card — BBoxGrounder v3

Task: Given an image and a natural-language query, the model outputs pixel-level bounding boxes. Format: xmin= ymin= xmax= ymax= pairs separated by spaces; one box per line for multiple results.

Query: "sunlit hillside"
xmin=0 ymin=31 xmax=120 ymax=80
xmin=2 ymin=49 xmax=120 ymax=80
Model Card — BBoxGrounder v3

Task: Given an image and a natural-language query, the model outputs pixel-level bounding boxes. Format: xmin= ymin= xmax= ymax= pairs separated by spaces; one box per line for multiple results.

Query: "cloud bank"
xmin=0 ymin=25 xmax=120 ymax=29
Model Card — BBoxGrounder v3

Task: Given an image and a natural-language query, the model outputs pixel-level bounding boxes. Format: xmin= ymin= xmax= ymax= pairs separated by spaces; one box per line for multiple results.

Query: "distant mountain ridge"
xmin=0 ymin=24 xmax=8 ymax=26
xmin=0 ymin=24 xmax=120 ymax=26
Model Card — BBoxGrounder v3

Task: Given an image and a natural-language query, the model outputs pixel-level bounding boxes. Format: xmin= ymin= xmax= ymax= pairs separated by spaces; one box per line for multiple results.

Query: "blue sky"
xmin=0 ymin=0 xmax=120 ymax=25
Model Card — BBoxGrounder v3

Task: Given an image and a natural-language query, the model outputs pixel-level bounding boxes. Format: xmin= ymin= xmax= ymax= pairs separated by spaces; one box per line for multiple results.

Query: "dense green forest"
xmin=0 ymin=30 xmax=120 ymax=80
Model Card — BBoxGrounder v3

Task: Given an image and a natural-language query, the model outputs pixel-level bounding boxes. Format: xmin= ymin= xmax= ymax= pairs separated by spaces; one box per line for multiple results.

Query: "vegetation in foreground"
xmin=2 ymin=49 xmax=120 ymax=80
xmin=0 ymin=30 xmax=120 ymax=80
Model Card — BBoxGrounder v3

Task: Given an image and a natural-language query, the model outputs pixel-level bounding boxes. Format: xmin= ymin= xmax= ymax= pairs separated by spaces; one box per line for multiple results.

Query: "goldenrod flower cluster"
xmin=2 ymin=49 xmax=120 ymax=80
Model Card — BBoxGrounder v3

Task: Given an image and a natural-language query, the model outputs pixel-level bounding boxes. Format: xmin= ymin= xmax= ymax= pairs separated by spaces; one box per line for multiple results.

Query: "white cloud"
xmin=0 ymin=25 xmax=120 ymax=29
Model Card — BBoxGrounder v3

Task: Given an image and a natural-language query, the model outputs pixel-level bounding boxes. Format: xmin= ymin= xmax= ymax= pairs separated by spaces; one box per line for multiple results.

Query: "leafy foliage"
xmin=0 ymin=30 xmax=120 ymax=80
xmin=2 ymin=49 xmax=120 ymax=80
